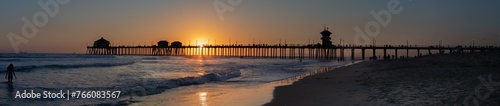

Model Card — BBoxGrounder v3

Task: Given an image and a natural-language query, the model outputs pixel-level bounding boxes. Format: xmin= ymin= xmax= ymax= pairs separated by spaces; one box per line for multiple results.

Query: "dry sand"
xmin=265 ymin=51 xmax=500 ymax=106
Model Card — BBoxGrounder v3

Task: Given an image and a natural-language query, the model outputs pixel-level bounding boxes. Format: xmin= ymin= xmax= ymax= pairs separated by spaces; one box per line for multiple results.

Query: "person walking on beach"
xmin=5 ymin=64 xmax=16 ymax=83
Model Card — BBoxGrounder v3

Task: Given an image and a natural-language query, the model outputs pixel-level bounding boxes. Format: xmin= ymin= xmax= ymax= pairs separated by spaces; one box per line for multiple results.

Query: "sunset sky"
xmin=1 ymin=0 xmax=500 ymax=53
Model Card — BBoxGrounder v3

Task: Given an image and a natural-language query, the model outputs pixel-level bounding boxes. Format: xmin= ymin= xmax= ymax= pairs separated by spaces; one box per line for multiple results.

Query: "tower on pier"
xmin=320 ymin=26 xmax=332 ymax=47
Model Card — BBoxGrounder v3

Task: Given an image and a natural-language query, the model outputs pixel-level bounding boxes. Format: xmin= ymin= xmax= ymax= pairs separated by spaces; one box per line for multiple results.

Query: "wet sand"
xmin=265 ymin=51 xmax=500 ymax=106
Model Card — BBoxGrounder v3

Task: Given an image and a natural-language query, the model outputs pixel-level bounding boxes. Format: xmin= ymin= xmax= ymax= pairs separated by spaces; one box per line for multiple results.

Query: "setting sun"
xmin=197 ymin=42 xmax=206 ymax=47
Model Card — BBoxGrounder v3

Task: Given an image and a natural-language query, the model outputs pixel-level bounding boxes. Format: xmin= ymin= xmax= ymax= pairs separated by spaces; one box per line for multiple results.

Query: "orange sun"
xmin=197 ymin=42 xmax=206 ymax=47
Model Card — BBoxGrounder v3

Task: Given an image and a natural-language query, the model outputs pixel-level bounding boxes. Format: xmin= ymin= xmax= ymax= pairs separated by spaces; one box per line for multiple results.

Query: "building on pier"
xmin=171 ymin=41 xmax=182 ymax=47
xmin=158 ymin=40 xmax=169 ymax=47
xmin=94 ymin=37 xmax=110 ymax=47
xmin=320 ymin=26 xmax=333 ymax=47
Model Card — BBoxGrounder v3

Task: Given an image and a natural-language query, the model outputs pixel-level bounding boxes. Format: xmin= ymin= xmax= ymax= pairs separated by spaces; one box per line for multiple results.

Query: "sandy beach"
xmin=265 ymin=51 xmax=500 ymax=106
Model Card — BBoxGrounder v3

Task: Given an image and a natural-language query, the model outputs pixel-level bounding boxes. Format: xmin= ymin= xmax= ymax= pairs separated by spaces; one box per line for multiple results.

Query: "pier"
xmin=87 ymin=44 xmax=500 ymax=60
xmin=86 ymin=27 xmax=500 ymax=60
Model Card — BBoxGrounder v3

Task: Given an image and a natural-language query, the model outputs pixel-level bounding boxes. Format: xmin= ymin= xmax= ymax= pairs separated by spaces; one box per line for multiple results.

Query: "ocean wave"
xmin=116 ymin=67 xmax=242 ymax=96
xmin=0 ymin=59 xmax=24 ymax=62
xmin=139 ymin=56 xmax=172 ymax=60
xmin=0 ymin=62 xmax=135 ymax=72
xmin=0 ymin=54 xmax=116 ymax=59
xmin=140 ymin=57 xmax=159 ymax=60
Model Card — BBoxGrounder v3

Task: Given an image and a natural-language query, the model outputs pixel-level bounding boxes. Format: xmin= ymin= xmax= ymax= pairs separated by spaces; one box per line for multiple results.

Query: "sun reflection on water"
xmin=197 ymin=67 xmax=206 ymax=75
xmin=196 ymin=57 xmax=207 ymax=76
xmin=199 ymin=92 xmax=208 ymax=106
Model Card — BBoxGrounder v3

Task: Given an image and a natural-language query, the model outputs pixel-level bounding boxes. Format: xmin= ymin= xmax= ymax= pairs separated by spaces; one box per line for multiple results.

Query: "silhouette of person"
xmin=5 ymin=64 xmax=16 ymax=83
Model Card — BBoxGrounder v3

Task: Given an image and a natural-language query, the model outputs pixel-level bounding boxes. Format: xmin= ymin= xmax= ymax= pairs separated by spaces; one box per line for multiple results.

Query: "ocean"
xmin=0 ymin=53 xmax=353 ymax=105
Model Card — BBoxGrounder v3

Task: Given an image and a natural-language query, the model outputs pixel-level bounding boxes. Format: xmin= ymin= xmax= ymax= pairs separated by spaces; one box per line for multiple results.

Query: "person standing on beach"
xmin=5 ymin=64 xmax=16 ymax=83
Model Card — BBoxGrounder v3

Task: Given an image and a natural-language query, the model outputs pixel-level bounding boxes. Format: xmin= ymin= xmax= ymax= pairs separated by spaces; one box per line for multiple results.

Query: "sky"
xmin=1 ymin=0 xmax=500 ymax=53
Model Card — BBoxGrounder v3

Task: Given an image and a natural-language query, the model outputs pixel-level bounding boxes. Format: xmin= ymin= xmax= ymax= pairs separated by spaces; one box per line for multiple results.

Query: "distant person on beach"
xmin=5 ymin=64 xmax=16 ymax=83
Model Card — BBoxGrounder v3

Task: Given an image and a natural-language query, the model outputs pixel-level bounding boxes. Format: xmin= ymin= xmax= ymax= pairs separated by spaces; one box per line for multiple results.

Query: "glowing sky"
xmin=1 ymin=0 xmax=500 ymax=53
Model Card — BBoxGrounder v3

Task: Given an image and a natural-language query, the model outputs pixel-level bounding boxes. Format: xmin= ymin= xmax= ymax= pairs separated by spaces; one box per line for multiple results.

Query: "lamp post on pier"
xmin=439 ymin=40 xmax=442 ymax=47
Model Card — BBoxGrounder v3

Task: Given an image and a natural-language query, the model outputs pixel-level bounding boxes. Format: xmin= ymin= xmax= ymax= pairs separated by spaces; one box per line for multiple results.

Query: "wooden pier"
xmin=86 ymin=44 xmax=500 ymax=60
xmin=87 ymin=28 xmax=500 ymax=60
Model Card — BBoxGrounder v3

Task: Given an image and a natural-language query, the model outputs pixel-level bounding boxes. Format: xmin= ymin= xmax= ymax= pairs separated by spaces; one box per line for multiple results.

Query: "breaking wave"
xmin=116 ymin=67 xmax=242 ymax=96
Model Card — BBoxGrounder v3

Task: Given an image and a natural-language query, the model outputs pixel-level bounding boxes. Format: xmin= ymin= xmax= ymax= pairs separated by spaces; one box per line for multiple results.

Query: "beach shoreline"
xmin=123 ymin=60 xmax=354 ymax=106
xmin=265 ymin=51 xmax=500 ymax=106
